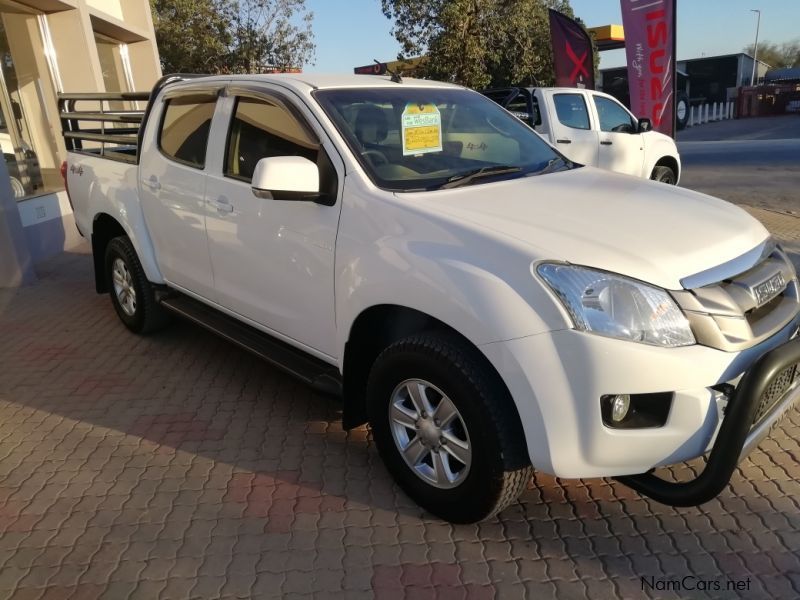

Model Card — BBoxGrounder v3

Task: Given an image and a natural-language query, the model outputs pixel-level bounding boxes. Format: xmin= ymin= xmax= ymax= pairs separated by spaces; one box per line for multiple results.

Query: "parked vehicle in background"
xmin=1 ymin=111 xmax=43 ymax=199
xmin=60 ymin=74 xmax=800 ymax=523
xmin=482 ymin=87 xmax=681 ymax=184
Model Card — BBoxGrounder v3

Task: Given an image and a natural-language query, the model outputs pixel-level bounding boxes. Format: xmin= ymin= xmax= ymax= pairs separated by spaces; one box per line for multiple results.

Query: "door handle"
xmin=143 ymin=175 xmax=161 ymax=190
xmin=600 ymin=140 xmax=613 ymax=146
xmin=211 ymin=196 xmax=234 ymax=213
xmin=556 ymin=139 xmax=572 ymax=144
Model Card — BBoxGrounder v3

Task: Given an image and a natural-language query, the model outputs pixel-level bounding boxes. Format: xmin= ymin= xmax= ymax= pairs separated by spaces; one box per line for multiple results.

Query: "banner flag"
xmin=620 ymin=0 xmax=677 ymax=137
xmin=549 ymin=9 xmax=595 ymax=90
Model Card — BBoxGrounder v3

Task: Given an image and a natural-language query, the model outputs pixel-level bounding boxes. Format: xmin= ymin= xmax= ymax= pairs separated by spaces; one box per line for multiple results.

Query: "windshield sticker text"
xmin=402 ymin=103 xmax=443 ymax=156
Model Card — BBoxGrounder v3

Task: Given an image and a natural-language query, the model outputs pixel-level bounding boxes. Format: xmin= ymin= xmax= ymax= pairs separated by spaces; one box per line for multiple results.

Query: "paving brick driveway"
xmin=0 ymin=207 xmax=799 ymax=599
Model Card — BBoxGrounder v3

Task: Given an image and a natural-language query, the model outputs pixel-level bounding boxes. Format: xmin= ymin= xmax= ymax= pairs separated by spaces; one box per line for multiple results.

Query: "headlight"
xmin=537 ymin=264 xmax=695 ymax=347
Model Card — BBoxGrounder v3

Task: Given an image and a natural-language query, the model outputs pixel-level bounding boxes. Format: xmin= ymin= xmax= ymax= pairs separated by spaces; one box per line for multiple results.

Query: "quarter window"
xmin=593 ymin=95 xmax=638 ymax=133
xmin=158 ymin=95 xmax=216 ymax=168
xmin=553 ymin=93 xmax=590 ymax=130
xmin=225 ymin=96 xmax=318 ymax=182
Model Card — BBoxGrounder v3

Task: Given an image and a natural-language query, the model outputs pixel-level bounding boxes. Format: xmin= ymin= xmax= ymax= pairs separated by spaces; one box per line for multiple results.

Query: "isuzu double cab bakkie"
xmin=481 ymin=86 xmax=681 ymax=184
xmin=60 ymin=74 xmax=800 ymax=523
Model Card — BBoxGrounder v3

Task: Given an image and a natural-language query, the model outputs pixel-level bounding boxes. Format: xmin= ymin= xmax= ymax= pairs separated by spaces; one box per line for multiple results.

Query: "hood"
xmin=402 ymin=167 xmax=768 ymax=290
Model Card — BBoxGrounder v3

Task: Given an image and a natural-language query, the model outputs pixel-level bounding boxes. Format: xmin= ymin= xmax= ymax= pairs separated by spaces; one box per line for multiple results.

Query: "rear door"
xmin=590 ymin=93 xmax=645 ymax=177
xmin=139 ymin=88 xmax=220 ymax=299
xmin=545 ymin=91 xmax=599 ymax=166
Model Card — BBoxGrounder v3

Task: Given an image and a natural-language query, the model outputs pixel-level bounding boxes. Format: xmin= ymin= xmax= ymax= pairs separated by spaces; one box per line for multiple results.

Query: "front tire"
xmin=651 ymin=165 xmax=677 ymax=185
xmin=104 ymin=236 xmax=169 ymax=334
xmin=367 ymin=332 xmax=533 ymax=523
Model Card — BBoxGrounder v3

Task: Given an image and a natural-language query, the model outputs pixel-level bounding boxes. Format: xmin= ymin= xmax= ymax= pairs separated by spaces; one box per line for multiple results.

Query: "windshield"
xmin=314 ymin=87 xmax=570 ymax=191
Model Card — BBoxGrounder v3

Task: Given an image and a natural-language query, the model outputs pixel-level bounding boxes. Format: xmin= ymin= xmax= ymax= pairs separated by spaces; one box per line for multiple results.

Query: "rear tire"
xmin=367 ymin=332 xmax=533 ymax=523
xmin=651 ymin=165 xmax=676 ymax=185
xmin=676 ymin=92 xmax=690 ymax=130
xmin=104 ymin=236 xmax=170 ymax=334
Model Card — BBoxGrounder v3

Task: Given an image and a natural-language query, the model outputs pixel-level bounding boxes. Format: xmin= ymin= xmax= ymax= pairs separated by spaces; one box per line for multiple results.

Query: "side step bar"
xmin=160 ymin=294 xmax=342 ymax=396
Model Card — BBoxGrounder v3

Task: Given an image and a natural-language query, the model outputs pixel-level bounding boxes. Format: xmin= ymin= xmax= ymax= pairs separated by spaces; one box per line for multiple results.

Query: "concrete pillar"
xmin=0 ymin=159 xmax=36 ymax=287
xmin=688 ymin=106 xmax=694 ymax=127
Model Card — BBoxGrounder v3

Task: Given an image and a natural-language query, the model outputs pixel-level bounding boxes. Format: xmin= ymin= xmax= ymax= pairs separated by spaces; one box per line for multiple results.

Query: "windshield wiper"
xmin=535 ymin=157 xmax=571 ymax=175
xmin=438 ymin=165 xmax=522 ymax=189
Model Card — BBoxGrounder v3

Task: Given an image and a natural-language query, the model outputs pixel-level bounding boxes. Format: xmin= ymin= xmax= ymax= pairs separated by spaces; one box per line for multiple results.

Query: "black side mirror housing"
xmin=637 ymin=117 xmax=653 ymax=133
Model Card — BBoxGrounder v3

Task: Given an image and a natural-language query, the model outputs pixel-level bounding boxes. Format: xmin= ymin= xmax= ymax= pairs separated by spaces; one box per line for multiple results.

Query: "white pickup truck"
xmin=482 ymin=87 xmax=681 ymax=184
xmin=60 ymin=74 xmax=800 ymax=523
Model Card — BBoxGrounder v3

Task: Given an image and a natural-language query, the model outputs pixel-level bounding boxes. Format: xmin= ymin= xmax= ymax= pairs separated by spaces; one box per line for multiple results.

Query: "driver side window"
xmin=224 ymin=96 xmax=318 ymax=182
xmin=593 ymin=95 xmax=638 ymax=134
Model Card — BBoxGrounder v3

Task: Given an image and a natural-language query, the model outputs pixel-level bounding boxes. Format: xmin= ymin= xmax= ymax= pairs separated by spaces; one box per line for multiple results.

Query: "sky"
xmin=303 ymin=0 xmax=800 ymax=73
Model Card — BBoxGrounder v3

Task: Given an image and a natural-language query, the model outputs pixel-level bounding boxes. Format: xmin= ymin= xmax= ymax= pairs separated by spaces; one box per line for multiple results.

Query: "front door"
xmin=203 ymin=89 xmax=342 ymax=358
xmin=547 ymin=91 xmax=599 ymax=166
xmin=591 ymin=94 xmax=645 ymax=177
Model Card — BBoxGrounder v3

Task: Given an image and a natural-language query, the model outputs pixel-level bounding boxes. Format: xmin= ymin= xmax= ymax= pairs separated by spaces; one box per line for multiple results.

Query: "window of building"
xmin=158 ymin=95 xmax=216 ymax=168
xmin=553 ymin=93 xmax=590 ymax=130
xmin=592 ymin=95 xmax=637 ymax=133
xmin=95 ymin=33 xmax=132 ymax=93
xmin=225 ymin=96 xmax=318 ymax=182
xmin=0 ymin=12 xmax=61 ymax=200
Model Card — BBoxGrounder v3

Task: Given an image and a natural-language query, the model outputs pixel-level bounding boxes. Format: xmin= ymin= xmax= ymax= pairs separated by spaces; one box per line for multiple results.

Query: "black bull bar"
xmin=616 ymin=336 xmax=800 ymax=507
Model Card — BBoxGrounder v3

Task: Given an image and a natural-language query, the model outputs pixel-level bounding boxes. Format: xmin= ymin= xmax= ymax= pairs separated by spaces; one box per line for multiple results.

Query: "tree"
xmin=150 ymin=0 xmax=232 ymax=74
xmin=743 ymin=39 xmax=800 ymax=69
xmin=380 ymin=0 xmax=584 ymax=88
xmin=150 ymin=0 xmax=315 ymax=74
xmin=228 ymin=0 xmax=315 ymax=72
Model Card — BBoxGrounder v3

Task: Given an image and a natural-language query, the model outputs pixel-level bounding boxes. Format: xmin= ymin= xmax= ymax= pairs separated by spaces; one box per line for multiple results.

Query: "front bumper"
xmin=618 ymin=334 xmax=800 ymax=506
xmin=479 ymin=317 xmax=800 ymax=483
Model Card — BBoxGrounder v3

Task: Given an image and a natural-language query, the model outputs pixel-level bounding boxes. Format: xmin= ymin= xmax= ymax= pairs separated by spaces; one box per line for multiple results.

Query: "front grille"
xmin=673 ymin=247 xmax=799 ymax=352
xmin=754 ymin=363 xmax=799 ymax=424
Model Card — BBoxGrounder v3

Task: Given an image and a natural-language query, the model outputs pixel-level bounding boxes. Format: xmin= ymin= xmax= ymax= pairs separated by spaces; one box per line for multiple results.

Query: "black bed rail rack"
xmin=58 ymin=74 xmax=207 ymax=164
xmin=58 ymin=91 xmax=150 ymax=164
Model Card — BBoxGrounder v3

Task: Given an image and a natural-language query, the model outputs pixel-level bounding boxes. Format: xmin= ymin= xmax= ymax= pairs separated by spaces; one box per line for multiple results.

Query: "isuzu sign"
xmin=620 ymin=0 xmax=677 ymax=138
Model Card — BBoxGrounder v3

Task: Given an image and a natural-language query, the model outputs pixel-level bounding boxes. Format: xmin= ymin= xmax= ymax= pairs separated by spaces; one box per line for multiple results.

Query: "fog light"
xmin=601 ymin=392 xmax=673 ymax=429
xmin=610 ymin=394 xmax=631 ymax=422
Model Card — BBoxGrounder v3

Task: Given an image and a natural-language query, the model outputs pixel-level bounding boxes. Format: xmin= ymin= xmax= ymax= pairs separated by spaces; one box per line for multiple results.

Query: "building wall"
xmin=600 ymin=53 xmax=772 ymax=109
xmin=0 ymin=0 xmax=161 ymax=279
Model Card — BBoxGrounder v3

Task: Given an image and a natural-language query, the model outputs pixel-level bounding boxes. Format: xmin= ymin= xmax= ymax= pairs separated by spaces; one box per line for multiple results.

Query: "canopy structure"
xmin=587 ymin=25 xmax=625 ymax=51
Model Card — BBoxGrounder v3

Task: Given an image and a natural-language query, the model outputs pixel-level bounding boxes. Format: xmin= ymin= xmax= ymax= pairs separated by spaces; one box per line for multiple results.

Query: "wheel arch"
xmin=651 ymin=155 xmax=680 ymax=184
xmin=91 ymin=213 xmax=127 ymax=293
xmin=341 ymin=303 xmax=530 ymax=468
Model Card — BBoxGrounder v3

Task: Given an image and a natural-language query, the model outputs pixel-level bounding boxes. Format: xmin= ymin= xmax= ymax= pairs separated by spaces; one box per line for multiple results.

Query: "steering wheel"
xmin=611 ymin=123 xmax=635 ymax=134
xmin=361 ymin=149 xmax=389 ymax=166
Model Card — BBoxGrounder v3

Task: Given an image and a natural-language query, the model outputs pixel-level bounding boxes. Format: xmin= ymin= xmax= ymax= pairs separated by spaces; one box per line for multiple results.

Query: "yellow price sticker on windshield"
xmin=402 ymin=103 xmax=442 ymax=156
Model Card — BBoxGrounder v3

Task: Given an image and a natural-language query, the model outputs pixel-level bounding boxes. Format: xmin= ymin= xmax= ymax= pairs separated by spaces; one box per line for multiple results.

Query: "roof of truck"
xmin=167 ymin=73 xmax=463 ymax=93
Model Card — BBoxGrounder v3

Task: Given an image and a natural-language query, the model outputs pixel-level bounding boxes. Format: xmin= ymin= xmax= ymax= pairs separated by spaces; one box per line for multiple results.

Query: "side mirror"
xmin=251 ymin=156 xmax=320 ymax=201
xmin=637 ymin=117 xmax=653 ymax=133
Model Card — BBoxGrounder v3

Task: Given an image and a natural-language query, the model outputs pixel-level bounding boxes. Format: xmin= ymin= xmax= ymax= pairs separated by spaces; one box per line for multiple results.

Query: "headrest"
xmin=354 ymin=105 xmax=388 ymax=145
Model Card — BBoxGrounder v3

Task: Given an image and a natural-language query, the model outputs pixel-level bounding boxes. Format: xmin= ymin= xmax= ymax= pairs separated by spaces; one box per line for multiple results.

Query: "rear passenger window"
xmin=553 ymin=93 xmax=590 ymax=130
xmin=225 ymin=96 xmax=318 ymax=182
xmin=159 ymin=95 xmax=217 ymax=168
